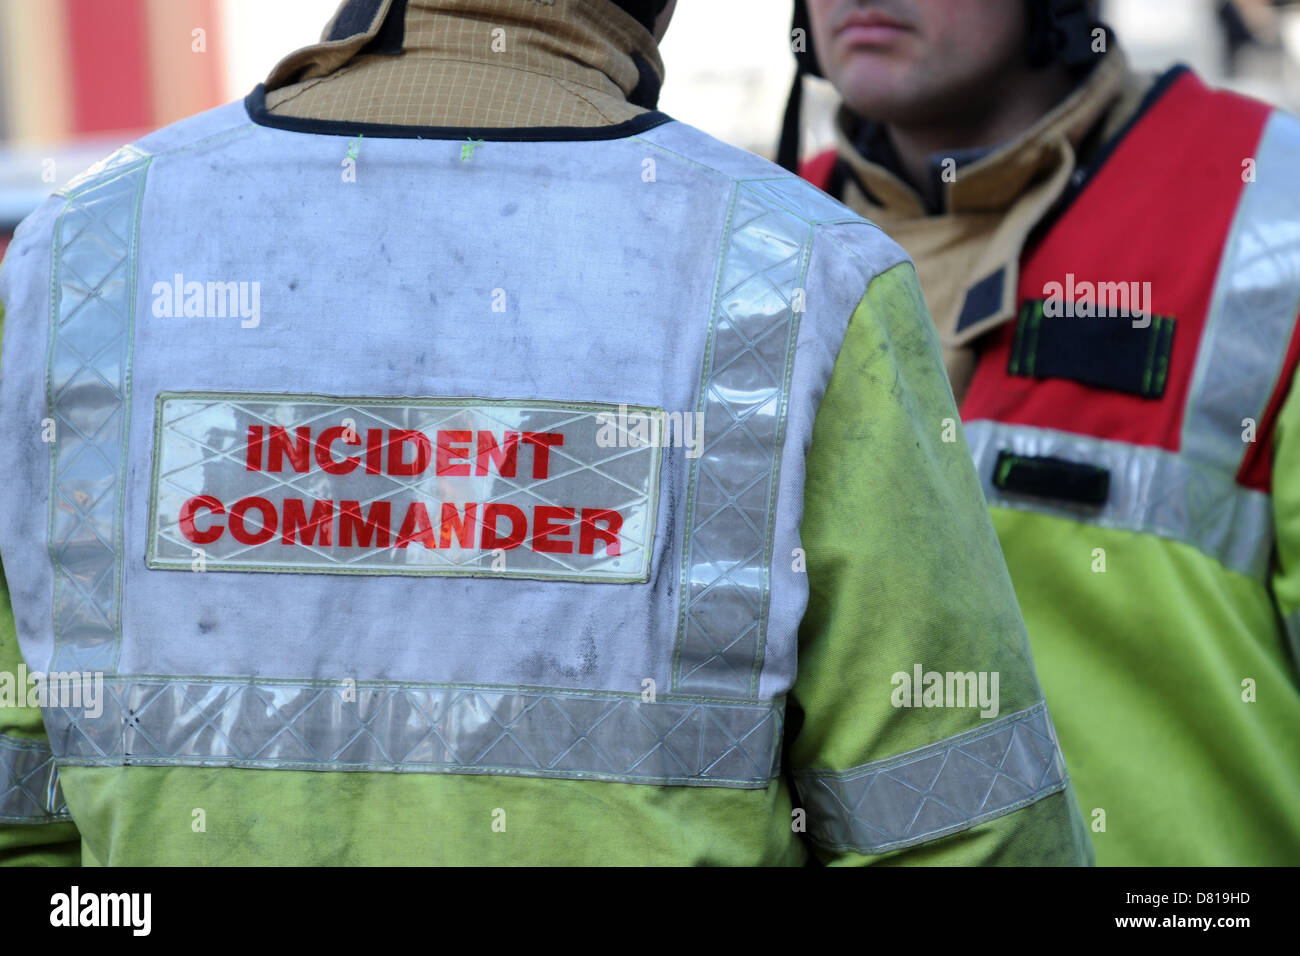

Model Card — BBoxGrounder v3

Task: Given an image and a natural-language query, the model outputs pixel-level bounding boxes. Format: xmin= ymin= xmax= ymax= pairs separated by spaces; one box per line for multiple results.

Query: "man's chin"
xmin=835 ymin=70 xmax=918 ymax=121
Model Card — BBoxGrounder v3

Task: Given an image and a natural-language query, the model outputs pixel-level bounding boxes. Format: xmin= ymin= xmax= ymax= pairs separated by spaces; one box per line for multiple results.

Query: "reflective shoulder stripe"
xmin=966 ymin=419 xmax=1273 ymax=579
xmin=48 ymin=145 xmax=152 ymax=674
xmin=48 ymin=677 xmax=783 ymax=787
xmin=671 ymin=178 xmax=828 ymax=697
xmin=970 ymin=112 xmax=1300 ymax=581
xmin=791 ymin=702 xmax=1067 ymax=855
xmin=1182 ymin=110 xmax=1300 ymax=475
xmin=0 ymin=734 xmax=70 ymax=824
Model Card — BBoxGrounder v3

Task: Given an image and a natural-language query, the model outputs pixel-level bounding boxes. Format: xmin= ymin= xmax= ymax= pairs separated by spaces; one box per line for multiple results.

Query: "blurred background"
xmin=2 ymin=0 xmax=1299 ymax=256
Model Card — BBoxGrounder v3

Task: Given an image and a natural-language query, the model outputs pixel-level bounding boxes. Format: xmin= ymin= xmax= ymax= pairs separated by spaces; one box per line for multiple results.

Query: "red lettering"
xmin=475 ymin=431 xmax=518 ymax=477
xmin=315 ymin=426 xmax=361 ymax=475
xmin=532 ymin=506 xmax=575 ymax=554
xmin=245 ymin=426 xmax=263 ymax=471
xmin=481 ymin=503 xmax=527 ymax=550
xmin=267 ymin=426 xmax=312 ymax=473
xmin=281 ymin=498 xmax=334 ymax=546
xmin=523 ymin=432 xmax=564 ymax=478
xmin=579 ymin=508 xmax=622 ymax=556
xmin=179 ymin=495 xmax=225 ymax=544
xmin=229 ymin=496 xmax=278 ymax=545
xmin=436 ymin=430 xmax=473 ymax=476
xmin=388 ymin=430 xmax=432 ymax=477
xmin=396 ymin=502 xmax=437 ymax=549
xmin=439 ymin=503 xmax=478 ymax=548
xmin=339 ymin=500 xmax=392 ymax=548
xmin=365 ymin=429 xmax=384 ymax=475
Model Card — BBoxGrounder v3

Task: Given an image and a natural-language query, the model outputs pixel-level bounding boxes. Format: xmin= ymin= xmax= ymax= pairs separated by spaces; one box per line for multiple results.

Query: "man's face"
xmin=807 ymin=0 xmax=1031 ymax=124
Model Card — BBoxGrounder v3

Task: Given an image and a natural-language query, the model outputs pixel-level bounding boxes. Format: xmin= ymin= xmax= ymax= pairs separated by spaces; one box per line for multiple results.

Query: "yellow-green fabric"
xmin=988 ymin=380 xmax=1300 ymax=865
xmin=0 ymin=568 xmax=81 ymax=865
xmin=0 ymin=264 xmax=1089 ymax=865
xmin=1269 ymin=366 xmax=1300 ymax=643
xmin=996 ymin=511 xmax=1300 ymax=864
xmin=791 ymin=261 xmax=1092 ymax=865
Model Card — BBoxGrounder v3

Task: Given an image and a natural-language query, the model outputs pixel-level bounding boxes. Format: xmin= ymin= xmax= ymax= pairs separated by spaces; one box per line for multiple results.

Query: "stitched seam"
xmin=1141 ymin=313 xmax=1160 ymax=396
xmin=792 ymin=702 xmax=1047 ymax=781
xmin=1008 ymin=303 xmax=1030 ymax=376
xmin=747 ymin=218 xmax=814 ymax=697
xmin=51 ymin=757 xmax=778 ymax=786
xmin=45 ymin=201 xmax=68 ymax=673
xmin=1154 ymin=316 xmax=1173 ymax=396
xmin=671 ymin=182 xmax=739 ymax=694
xmin=805 ymin=777 xmax=1069 ymax=855
xmin=553 ymin=77 xmax=620 ymax=124
xmin=266 ymin=62 xmax=370 ymax=110
xmin=1026 ymin=300 xmax=1043 ymax=377
xmin=110 ymin=160 xmax=150 ymax=673
xmin=81 ymin=675 xmax=788 ymax=708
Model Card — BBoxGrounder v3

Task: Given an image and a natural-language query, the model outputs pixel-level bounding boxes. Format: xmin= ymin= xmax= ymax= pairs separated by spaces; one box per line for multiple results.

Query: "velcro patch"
xmin=1008 ymin=299 xmax=1175 ymax=399
xmin=147 ymin=392 xmax=663 ymax=582
xmin=993 ymin=450 xmax=1110 ymax=506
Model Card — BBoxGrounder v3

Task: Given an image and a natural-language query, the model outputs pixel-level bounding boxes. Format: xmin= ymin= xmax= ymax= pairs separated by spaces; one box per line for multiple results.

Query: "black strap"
xmin=776 ymin=72 xmax=804 ymax=173
xmin=1008 ymin=299 xmax=1176 ymax=399
xmin=993 ymin=450 xmax=1109 ymax=506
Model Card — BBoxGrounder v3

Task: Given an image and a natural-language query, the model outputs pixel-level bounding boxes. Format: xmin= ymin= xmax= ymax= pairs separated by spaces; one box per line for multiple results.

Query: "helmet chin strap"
xmin=776 ymin=0 xmax=820 ymax=173
xmin=1031 ymin=0 xmax=1103 ymax=70
xmin=609 ymin=0 xmax=672 ymax=34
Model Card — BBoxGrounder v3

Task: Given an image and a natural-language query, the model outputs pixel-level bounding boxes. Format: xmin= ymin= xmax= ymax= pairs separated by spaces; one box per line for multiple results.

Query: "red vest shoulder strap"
xmin=799 ymin=149 xmax=838 ymax=192
xmin=963 ymin=68 xmax=1286 ymax=478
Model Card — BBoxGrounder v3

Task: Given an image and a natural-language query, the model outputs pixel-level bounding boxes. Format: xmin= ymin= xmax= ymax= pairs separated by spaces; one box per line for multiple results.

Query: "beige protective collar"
xmin=262 ymin=0 xmax=666 ymax=129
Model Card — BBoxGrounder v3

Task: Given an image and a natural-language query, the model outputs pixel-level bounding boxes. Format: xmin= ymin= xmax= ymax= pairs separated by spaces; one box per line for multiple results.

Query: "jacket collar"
xmin=262 ymin=0 xmax=666 ymax=129
xmin=836 ymin=44 xmax=1131 ymax=218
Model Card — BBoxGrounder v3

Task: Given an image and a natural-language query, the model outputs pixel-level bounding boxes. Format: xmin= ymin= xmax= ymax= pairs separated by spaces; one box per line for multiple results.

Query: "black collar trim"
xmin=244 ymin=84 xmax=675 ymax=142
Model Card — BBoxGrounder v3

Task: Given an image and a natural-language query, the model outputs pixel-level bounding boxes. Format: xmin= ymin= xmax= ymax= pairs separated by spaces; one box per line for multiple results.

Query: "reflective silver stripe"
xmin=47 ymin=146 xmax=151 ymax=673
xmin=967 ymin=419 xmax=1273 ymax=579
xmin=0 ymin=734 xmax=71 ymax=824
xmin=672 ymin=178 xmax=820 ymax=697
xmin=45 ymin=678 xmax=782 ymax=787
xmin=1182 ymin=110 xmax=1300 ymax=474
xmin=792 ymin=703 xmax=1066 ymax=854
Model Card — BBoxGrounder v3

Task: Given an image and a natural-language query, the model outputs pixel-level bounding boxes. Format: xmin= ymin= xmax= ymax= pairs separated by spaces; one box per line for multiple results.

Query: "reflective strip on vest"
xmin=970 ymin=110 xmax=1300 ymax=583
xmin=34 ymin=147 xmax=855 ymax=786
xmin=966 ymin=419 xmax=1273 ymax=579
xmin=1182 ymin=110 xmax=1300 ymax=475
xmin=791 ymin=703 xmax=1067 ymax=854
xmin=0 ymin=735 xmax=70 ymax=824
xmin=47 ymin=145 xmax=152 ymax=675
xmin=46 ymin=678 xmax=782 ymax=786
xmin=672 ymin=178 xmax=819 ymax=698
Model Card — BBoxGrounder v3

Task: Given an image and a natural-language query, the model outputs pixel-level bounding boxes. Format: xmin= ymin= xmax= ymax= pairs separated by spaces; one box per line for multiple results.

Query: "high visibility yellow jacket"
xmin=804 ymin=49 xmax=1300 ymax=865
xmin=0 ymin=0 xmax=1092 ymax=866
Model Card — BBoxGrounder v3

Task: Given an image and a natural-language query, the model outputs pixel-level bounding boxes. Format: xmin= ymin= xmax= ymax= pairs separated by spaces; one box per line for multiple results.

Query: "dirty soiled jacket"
xmin=0 ymin=0 xmax=1091 ymax=865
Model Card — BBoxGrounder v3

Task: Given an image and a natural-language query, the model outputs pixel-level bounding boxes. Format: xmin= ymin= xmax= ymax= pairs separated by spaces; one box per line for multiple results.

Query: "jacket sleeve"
xmin=1267 ymin=364 xmax=1300 ymax=673
xmin=0 ymin=561 xmax=81 ymax=865
xmin=788 ymin=261 xmax=1094 ymax=865
xmin=0 ymin=246 xmax=81 ymax=865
